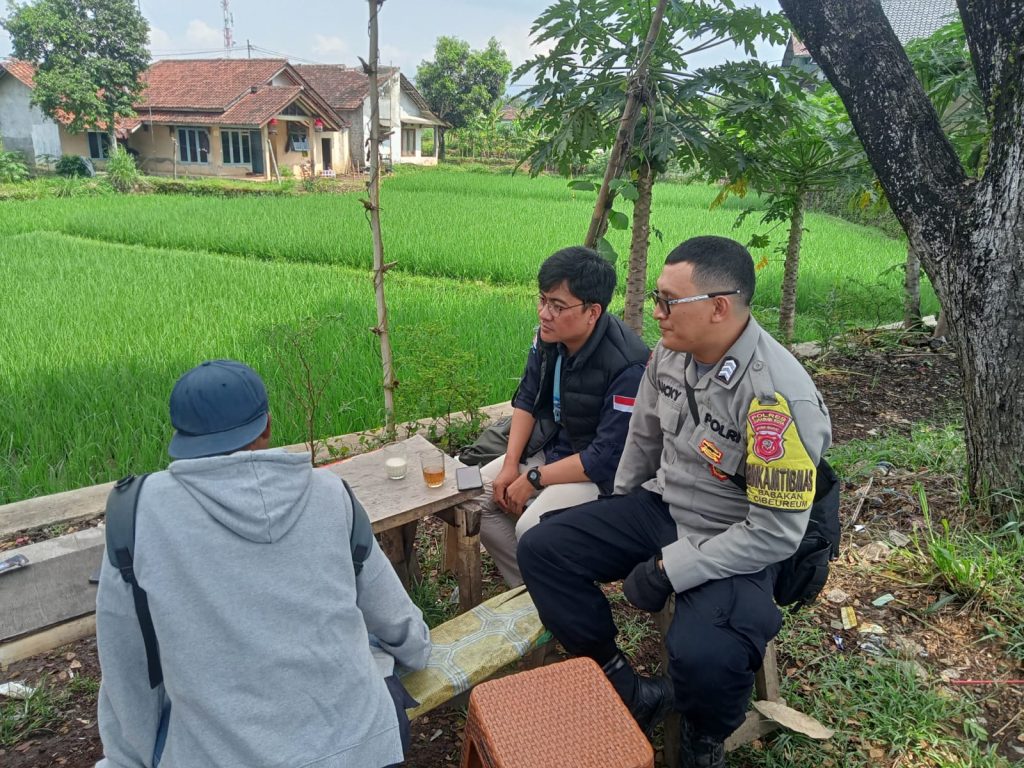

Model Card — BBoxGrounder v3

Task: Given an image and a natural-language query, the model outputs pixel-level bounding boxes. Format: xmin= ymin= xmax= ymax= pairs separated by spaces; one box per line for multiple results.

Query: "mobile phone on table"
xmin=455 ymin=465 xmax=484 ymax=491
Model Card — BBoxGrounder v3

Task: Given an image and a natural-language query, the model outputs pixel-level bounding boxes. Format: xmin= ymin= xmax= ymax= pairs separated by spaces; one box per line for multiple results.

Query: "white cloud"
xmin=148 ymin=26 xmax=175 ymax=53
xmin=312 ymin=34 xmax=349 ymax=60
xmin=185 ymin=19 xmax=223 ymax=50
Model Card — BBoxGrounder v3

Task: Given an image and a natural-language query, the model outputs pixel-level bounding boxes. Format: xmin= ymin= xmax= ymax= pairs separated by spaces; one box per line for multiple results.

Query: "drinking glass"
xmin=419 ymin=446 xmax=446 ymax=488
xmin=382 ymin=442 xmax=408 ymax=480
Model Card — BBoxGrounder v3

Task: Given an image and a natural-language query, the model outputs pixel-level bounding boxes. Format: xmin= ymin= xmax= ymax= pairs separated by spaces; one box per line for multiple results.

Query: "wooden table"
xmin=325 ymin=434 xmax=483 ymax=612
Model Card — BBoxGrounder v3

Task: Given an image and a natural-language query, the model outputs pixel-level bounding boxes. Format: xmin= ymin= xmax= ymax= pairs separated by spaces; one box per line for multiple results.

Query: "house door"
xmin=250 ymin=131 xmax=265 ymax=175
xmin=321 ymin=138 xmax=332 ymax=171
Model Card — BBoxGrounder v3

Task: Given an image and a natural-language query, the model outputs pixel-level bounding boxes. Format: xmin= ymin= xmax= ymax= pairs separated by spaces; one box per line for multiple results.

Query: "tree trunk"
xmin=623 ymin=160 xmax=654 ymax=335
xmin=367 ymin=0 xmax=397 ymax=435
xmin=584 ymin=0 xmax=669 ymax=250
xmin=903 ymin=241 xmax=922 ymax=329
xmin=779 ymin=193 xmax=805 ymax=343
xmin=779 ymin=0 xmax=1024 ymax=511
xmin=438 ymin=128 xmax=446 ymax=161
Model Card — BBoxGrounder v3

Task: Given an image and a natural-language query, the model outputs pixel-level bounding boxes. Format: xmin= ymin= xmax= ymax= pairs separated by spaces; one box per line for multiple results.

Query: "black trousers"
xmin=517 ymin=489 xmax=783 ymax=739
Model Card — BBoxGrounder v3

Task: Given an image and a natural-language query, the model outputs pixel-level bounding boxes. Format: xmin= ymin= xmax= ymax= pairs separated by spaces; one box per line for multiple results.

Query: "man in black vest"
xmin=479 ymin=246 xmax=650 ymax=587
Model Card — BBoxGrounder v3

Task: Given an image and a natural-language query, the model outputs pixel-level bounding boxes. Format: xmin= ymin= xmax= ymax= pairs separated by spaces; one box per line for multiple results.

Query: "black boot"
xmin=601 ymin=652 xmax=674 ymax=737
xmin=678 ymin=717 xmax=725 ymax=768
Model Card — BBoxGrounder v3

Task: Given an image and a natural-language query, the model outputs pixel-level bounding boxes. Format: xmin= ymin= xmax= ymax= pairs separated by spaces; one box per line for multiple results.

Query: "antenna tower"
xmin=221 ymin=0 xmax=234 ymax=55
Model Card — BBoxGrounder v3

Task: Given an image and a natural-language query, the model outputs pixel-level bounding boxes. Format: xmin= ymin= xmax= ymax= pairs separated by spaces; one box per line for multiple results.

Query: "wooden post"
xmin=367 ymin=0 xmax=397 ymax=435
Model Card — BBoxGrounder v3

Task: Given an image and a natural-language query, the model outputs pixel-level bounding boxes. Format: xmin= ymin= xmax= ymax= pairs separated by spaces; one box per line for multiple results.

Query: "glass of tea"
xmin=419 ymin=446 xmax=446 ymax=488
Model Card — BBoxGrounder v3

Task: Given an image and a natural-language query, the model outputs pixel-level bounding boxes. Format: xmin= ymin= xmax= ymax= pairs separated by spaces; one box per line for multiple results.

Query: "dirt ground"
xmin=4 ymin=331 xmax=1021 ymax=767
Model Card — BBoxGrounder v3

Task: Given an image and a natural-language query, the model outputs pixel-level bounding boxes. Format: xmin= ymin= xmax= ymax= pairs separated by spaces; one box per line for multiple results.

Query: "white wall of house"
xmin=0 ymin=75 xmax=61 ymax=162
xmin=395 ymin=89 xmax=439 ymax=166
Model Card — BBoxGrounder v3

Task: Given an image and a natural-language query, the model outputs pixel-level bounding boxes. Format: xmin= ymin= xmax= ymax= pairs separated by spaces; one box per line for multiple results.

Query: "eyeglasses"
xmin=537 ymin=295 xmax=586 ymax=317
xmin=647 ymin=289 xmax=741 ymax=316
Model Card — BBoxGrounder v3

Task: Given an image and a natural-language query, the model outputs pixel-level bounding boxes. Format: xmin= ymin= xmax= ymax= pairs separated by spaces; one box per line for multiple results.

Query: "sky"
xmin=0 ymin=0 xmax=787 ymax=92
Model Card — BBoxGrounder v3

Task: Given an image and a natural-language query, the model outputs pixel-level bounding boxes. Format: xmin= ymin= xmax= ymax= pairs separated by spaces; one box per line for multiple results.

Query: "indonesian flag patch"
xmin=613 ymin=395 xmax=636 ymax=413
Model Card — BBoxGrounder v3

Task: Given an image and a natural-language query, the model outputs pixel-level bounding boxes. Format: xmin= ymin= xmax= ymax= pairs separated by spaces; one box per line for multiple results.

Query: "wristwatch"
xmin=526 ymin=467 xmax=544 ymax=491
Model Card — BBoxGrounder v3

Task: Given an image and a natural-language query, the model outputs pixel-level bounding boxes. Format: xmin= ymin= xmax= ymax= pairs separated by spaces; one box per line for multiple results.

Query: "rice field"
xmin=0 ymin=167 xmax=937 ymax=503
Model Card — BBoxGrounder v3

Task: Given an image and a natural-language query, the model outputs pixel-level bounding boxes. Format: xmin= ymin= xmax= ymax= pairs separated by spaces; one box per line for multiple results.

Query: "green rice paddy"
xmin=0 ymin=166 xmax=936 ymax=503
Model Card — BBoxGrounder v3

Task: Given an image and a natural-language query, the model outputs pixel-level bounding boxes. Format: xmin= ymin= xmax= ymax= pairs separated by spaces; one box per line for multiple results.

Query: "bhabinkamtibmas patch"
xmin=745 ymin=393 xmax=815 ymax=511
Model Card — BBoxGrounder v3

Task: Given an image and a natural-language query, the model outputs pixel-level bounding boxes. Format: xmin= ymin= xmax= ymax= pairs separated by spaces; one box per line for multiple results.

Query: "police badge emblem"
xmin=748 ymin=409 xmax=791 ymax=463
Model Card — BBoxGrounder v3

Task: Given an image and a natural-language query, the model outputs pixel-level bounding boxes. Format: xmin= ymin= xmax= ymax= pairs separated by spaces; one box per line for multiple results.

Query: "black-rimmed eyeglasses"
xmin=647 ymin=289 xmax=741 ymax=316
xmin=537 ymin=295 xmax=586 ymax=317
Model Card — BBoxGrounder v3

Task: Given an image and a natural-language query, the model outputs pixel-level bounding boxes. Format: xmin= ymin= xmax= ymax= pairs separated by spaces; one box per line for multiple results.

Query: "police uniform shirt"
xmin=613 ymin=316 xmax=832 ymax=594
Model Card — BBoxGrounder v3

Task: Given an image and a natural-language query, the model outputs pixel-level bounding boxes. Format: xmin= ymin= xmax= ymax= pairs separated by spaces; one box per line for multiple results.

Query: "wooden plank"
xmin=656 ymin=599 xmax=681 ymax=768
xmin=0 ymin=481 xmax=113 ymax=539
xmin=0 ymin=527 xmax=103 ymax=641
xmin=325 ymin=434 xmax=478 ymax=533
xmin=725 ymin=709 xmax=779 ymax=751
xmin=756 ymin=639 xmax=781 ymax=701
xmin=378 ymin=522 xmax=421 ymax=589
xmin=0 ymin=615 xmax=97 ymax=670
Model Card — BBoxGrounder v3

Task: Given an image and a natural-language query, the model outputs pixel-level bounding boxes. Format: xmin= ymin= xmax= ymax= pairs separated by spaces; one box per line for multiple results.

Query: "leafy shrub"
xmin=56 ymin=155 xmax=90 ymax=177
xmin=0 ymin=141 xmax=29 ymax=183
xmin=106 ymin=147 xmax=140 ymax=193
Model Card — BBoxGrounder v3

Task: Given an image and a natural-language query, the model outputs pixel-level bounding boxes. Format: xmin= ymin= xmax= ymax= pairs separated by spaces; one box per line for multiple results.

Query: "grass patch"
xmin=827 ymin=423 xmax=966 ymax=480
xmin=0 ymin=680 xmax=62 ymax=747
xmin=0 ymin=231 xmax=534 ymax=503
xmin=733 ymin=620 xmax=1009 ymax=768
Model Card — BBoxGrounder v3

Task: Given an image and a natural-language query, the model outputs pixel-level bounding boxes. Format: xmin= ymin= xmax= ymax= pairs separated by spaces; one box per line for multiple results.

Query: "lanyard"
xmin=552 ymin=354 xmax=563 ymax=424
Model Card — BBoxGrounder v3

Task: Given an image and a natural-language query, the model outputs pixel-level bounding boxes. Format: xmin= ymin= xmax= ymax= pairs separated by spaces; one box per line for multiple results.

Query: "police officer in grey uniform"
xmin=518 ymin=236 xmax=831 ymax=768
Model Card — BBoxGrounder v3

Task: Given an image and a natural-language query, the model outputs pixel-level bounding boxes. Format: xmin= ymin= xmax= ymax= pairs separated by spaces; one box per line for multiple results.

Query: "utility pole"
xmin=221 ymin=0 xmax=234 ymax=56
xmin=366 ymin=0 xmax=396 ymax=435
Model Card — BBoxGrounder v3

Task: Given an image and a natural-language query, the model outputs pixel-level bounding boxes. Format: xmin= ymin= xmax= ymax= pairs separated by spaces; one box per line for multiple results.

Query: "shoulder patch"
xmin=745 ymin=392 xmax=815 ymax=511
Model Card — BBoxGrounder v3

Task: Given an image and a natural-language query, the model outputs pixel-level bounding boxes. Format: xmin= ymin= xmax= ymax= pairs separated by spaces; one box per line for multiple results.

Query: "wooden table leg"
xmin=378 ymin=520 xmax=421 ymax=589
xmin=435 ymin=502 xmax=483 ymax=612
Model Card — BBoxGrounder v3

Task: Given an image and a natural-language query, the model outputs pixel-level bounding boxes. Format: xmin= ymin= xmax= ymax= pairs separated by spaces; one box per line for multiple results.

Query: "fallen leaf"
xmin=752 ymin=700 xmax=834 ymax=739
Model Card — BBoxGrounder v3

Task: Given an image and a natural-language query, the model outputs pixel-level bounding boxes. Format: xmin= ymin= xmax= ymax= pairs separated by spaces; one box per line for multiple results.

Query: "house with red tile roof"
xmin=296 ymin=64 xmax=446 ymax=171
xmin=1 ymin=58 xmax=348 ymax=180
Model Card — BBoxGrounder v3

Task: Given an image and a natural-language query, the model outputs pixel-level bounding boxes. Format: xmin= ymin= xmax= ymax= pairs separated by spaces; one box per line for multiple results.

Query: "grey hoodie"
xmin=95 ymin=449 xmax=431 ymax=768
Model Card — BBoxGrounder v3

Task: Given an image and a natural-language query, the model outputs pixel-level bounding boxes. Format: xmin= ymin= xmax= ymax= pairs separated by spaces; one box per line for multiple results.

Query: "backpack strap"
xmin=105 ymin=474 xmax=163 ymax=689
xmin=341 ymin=478 xmax=373 ymax=575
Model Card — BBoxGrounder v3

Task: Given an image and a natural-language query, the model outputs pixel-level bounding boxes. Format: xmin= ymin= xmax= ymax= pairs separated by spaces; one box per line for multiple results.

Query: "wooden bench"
xmin=400 ymin=586 xmax=550 ymax=718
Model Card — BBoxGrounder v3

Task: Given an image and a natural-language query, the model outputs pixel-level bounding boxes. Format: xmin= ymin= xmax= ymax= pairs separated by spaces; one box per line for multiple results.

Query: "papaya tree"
xmin=516 ymin=0 xmax=793 ymax=333
xmin=713 ymin=90 xmax=862 ymax=342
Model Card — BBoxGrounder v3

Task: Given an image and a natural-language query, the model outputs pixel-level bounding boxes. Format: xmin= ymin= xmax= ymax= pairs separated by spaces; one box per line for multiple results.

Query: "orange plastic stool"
xmin=460 ymin=657 xmax=654 ymax=768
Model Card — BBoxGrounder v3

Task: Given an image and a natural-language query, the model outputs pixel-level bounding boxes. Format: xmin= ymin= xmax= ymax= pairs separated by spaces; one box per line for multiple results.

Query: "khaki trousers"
xmin=477 ymin=453 xmax=599 ymax=587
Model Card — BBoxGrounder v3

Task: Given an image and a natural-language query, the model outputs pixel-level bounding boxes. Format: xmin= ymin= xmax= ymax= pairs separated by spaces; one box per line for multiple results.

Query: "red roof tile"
xmin=138 ymin=59 xmax=290 ymax=111
xmin=0 ymin=59 xmax=36 ymax=88
xmin=295 ymin=64 xmax=397 ymax=112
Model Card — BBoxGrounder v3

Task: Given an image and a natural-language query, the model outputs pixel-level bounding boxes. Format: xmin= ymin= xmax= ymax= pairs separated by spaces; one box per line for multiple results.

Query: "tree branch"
xmin=778 ymin=0 xmax=969 ymax=261
xmin=956 ymin=0 xmax=1024 ymax=109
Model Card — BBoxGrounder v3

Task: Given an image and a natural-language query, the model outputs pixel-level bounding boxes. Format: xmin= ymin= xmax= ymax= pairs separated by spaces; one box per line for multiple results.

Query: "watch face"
xmin=528 ymin=468 xmax=542 ymax=489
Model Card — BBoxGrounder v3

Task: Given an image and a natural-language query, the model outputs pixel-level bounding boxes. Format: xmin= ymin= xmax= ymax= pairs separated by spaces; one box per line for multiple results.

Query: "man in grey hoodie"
xmin=95 ymin=359 xmax=431 ymax=768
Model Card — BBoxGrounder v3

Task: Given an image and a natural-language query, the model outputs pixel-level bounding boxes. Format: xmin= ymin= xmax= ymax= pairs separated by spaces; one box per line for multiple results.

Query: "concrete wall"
xmin=126 ymin=125 xmax=258 ymax=179
xmin=0 ymin=76 xmax=60 ymax=162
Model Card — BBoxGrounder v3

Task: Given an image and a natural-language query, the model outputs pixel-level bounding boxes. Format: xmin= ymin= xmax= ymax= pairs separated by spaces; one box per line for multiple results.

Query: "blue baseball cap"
xmin=168 ymin=360 xmax=269 ymax=459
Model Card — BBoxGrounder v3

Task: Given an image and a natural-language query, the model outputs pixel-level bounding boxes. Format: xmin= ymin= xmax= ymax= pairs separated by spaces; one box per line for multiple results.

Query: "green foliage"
xmin=0 ymin=680 xmax=60 ymax=747
xmin=55 ymin=154 xmax=90 ymax=177
xmin=105 ymin=146 xmax=139 ymax=193
xmin=3 ymin=0 xmax=149 ymax=135
xmin=416 ymin=36 xmax=512 ymax=130
xmin=827 ymin=423 xmax=966 ymax=480
xmin=397 ymin=323 xmax=489 ymax=455
xmin=515 ymin=0 xmax=795 ymax=177
xmin=905 ymin=21 xmax=988 ymax=177
xmin=0 ymin=141 xmax=30 ymax=183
